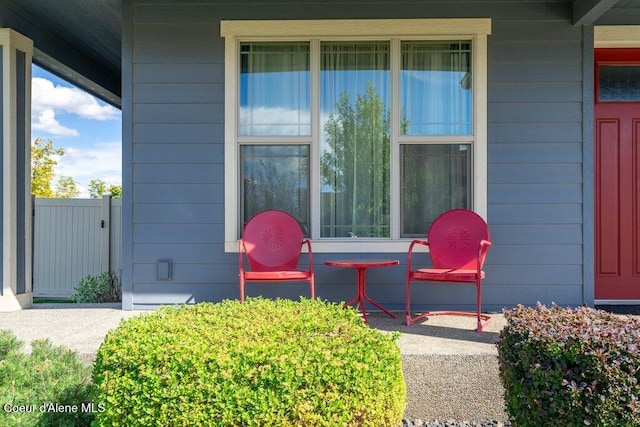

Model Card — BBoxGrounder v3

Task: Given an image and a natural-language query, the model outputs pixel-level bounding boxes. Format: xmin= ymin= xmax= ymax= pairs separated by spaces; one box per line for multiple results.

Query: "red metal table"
xmin=325 ymin=259 xmax=399 ymax=323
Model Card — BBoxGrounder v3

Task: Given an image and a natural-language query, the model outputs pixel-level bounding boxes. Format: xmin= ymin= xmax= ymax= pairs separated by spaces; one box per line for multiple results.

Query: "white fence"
xmin=33 ymin=197 xmax=122 ymax=298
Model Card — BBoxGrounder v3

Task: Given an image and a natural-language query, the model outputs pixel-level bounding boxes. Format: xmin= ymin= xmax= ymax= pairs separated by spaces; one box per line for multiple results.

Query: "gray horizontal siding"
xmin=134 ymin=204 xmax=223 ymax=223
xmin=488 ymin=204 xmax=582 ymax=224
xmin=133 ymin=104 xmax=223 ymax=124
xmin=490 ymin=245 xmax=582 ymax=264
xmin=126 ymin=0 xmax=587 ymax=310
xmin=133 ymin=184 xmax=222 ymax=203
xmin=489 ymin=143 xmax=581 ymax=162
xmin=489 ymin=82 xmax=582 ymax=103
xmin=133 ymin=224 xmax=222 ymax=243
xmin=489 ymin=123 xmax=581 ymax=143
xmin=134 ymin=42 xmax=223 ymax=63
xmin=491 ymin=225 xmax=582 ymax=244
xmin=133 ymin=164 xmax=221 ymax=184
xmin=134 ymin=64 xmax=223 ymax=84
xmin=489 ymin=20 xmax=581 ymax=41
xmin=489 ymin=164 xmax=582 ymax=184
xmin=134 ymin=243 xmax=224 ymax=263
xmin=488 ymin=102 xmax=582 ymax=123
xmin=489 ymin=61 xmax=582 ymax=82
xmin=134 ymin=84 xmax=224 ymax=103
xmin=133 ymin=124 xmax=224 ymax=143
xmin=134 ymin=144 xmax=220 ymax=163
xmin=489 ymin=184 xmax=582 ymax=203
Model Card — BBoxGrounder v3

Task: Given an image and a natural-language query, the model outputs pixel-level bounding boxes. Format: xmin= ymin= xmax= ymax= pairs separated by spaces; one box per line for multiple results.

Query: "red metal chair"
xmin=239 ymin=210 xmax=314 ymax=301
xmin=405 ymin=209 xmax=492 ymax=332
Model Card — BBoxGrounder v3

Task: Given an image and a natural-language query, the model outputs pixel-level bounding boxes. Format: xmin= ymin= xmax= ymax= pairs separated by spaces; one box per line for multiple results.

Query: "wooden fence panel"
xmin=33 ymin=197 xmax=122 ymax=298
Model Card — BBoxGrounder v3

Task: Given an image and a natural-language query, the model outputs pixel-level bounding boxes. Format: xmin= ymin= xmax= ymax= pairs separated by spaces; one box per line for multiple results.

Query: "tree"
xmin=321 ymin=81 xmax=394 ymax=237
xmin=55 ymin=176 xmax=80 ymax=198
xmin=89 ymin=179 xmax=107 ymax=199
xmin=107 ymin=184 xmax=122 ymax=199
xmin=31 ymin=138 xmax=64 ymax=198
xmin=89 ymin=179 xmax=122 ymax=199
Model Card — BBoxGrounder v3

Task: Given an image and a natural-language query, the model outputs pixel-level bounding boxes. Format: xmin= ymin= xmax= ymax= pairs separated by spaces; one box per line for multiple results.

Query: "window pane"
xmin=320 ymin=41 xmax=391 ymax=238
xmin=401 ymin=41 xmax=472 ymax=135
xmin=240 ymin=42 xmax=310 ymax=136
xmin=599 ymin=65 xmax=640 ymax=102
xmin=241 ymin=145 xmax=310 ymax=235
xmin=401 ymin=144 xmax=470 ymax=236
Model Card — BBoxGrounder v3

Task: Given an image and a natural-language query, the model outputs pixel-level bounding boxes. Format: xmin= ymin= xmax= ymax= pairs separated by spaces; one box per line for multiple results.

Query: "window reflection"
xmin=240 ymin=42 xmax=310 ymax=136
xmin=241 ymin=145 xmax=310 ymax=234
xmin=320 ymin=42 xmax=391 ymax=238
xmin=401 ymin=41 xmax=472 ymax=135
xmin=402 ymin=144 xmax=470 ymax=236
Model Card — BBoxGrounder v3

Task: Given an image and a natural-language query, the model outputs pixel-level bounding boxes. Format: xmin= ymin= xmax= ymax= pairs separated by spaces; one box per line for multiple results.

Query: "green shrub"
xmin=72 ymin=270 xmax=121 ymax=303
xmin=0 ymin=330 xmax=94 ymax=427
xmin=497 ymin=303 xmax=640 ymax=427
xmin=92 ymin=298 xmax=406 ymax=426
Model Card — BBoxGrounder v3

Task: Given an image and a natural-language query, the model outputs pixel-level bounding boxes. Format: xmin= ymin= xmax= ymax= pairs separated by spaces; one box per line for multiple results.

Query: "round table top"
xmin=324 ymin=259 xmax=399 ymax=268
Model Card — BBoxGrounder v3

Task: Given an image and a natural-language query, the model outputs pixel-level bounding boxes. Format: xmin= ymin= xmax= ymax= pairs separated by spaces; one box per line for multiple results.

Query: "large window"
xmin=222 ymin=19 xmax=490 ymax=252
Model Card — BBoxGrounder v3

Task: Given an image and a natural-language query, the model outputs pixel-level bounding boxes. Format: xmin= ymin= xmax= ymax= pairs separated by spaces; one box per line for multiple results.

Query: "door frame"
xmin=594 ymin=27 xmax=640 ymax=304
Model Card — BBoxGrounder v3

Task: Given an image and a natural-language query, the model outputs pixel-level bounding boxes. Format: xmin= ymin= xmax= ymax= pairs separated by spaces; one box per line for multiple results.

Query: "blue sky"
xmin=31 ymin=65 xmax=122 ymax=197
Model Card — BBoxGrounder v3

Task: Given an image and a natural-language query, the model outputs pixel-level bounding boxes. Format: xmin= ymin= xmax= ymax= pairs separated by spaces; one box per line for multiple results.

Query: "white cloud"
xmin=54 ymin=141 xmax=122 ymax=197
xmin=33 ymin=108 xmax=78 ymax=137
xmin=31 ymin=77 xmax=119 ymax=137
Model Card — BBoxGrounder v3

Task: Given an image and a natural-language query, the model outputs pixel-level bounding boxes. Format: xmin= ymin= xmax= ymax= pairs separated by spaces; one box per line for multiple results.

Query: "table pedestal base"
xmin=343 ymin=266 xmax=396 ymax=324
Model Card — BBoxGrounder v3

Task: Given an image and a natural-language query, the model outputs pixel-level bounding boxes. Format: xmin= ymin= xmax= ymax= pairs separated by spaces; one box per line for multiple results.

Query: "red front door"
xmin=595 ymin=49 xmax=640 ymax=300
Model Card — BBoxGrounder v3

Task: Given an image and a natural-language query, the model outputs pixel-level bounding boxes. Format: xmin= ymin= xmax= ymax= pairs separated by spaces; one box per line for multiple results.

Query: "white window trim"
xmin=595 ymin=26 xmax=640 ymax=47
xmin=222 ymin=18 xmax=491 ymax=253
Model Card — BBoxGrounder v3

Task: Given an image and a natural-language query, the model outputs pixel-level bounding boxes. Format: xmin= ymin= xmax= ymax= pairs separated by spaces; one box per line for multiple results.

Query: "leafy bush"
xmin=497 ymin=303 xmax=640 ymax=426
xmin=0 ymin=330 xmax=94 ymax=427
xmin=72 ymin=270 xmax=121 ymax=303
xmin=92 ymin=298 xmax=406 ymax=426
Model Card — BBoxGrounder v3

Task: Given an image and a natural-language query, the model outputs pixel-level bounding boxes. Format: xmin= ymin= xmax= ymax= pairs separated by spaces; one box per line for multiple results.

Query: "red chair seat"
xmin=243 ymin=270 xmax=312 ymax=281
xmin=411 ymin=269 xmax=485 ymax=282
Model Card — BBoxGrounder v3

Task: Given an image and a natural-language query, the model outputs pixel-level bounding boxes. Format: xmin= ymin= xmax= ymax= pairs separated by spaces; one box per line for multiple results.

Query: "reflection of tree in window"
xmin=242 ymin=145 xmax=309 ymax=234
xmin=321 ymin=82 xmax=391 ymax=238
xmin=401 ymin=144 xmax=470 ymax=237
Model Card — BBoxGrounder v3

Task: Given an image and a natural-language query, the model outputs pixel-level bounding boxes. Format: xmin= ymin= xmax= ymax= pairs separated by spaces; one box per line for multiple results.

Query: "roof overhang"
xmin=574 ymin=0 xmax=622 ymax=25
xmin=0 ymin=0 xmax=121 ymax=108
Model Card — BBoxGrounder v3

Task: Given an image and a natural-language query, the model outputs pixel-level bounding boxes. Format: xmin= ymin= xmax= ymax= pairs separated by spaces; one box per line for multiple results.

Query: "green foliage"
xmin=31 ymin=138 xmax=83 ymax=199
xmin=55 ymin=175 xmax=81 ymax=198
xmin=107 ymin=184 xmax=122 ymax=199
xmin=31 ymin=137 xmax=65 ymax=198
xmin=92 ymin=298 xmax=406 ymax=426
xmin=321 ymin=81 xmax=391 ymax=238
xmin=0 ymin=330 xmax=94 ymax=427
xmin=88 ymin=179 xmax=107 ymax=199
xmin=497 ymin=303 xmax=640 ymax=427
xmin=72 ymin=271 xmax=121 ymax=303
xmin=89 ymin=179 xmax=122 ymax=199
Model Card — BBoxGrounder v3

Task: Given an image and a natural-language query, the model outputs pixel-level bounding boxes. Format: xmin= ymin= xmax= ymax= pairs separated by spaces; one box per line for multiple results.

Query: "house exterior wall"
xmin=122 ymin=0 xmax=591 ymax=311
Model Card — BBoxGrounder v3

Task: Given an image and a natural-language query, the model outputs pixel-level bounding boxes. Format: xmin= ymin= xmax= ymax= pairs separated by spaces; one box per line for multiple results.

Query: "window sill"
xmin=226 ymin=239 xmax=430 ymax=253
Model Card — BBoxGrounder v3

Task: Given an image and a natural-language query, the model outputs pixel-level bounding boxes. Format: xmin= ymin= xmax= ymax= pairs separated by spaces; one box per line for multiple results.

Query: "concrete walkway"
xmin=1 ymin=304 xmax=509 ymax=422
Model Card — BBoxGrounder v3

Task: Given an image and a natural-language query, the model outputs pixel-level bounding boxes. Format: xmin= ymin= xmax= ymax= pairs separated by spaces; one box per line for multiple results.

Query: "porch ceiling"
xmin=0 ymin=0 xmax=121 ymax=107
xmin=0 ymin=0 xmax=639 ymax=108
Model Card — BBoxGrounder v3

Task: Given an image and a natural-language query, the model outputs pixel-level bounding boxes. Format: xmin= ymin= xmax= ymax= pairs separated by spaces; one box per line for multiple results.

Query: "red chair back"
xmin=242 ymin=210 xmax=303 ymax=271
xmin=428 ymin=209 xmax=490 ymax=270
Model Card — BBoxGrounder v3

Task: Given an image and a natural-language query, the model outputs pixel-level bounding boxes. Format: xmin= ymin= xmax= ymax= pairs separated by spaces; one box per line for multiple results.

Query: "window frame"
xmin=221 ymin=18 xmax=491 ymax=253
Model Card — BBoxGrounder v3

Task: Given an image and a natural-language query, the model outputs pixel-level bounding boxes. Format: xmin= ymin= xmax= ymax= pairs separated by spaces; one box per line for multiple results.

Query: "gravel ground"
xmin=402 ymin=420 xmax=511 ymax=427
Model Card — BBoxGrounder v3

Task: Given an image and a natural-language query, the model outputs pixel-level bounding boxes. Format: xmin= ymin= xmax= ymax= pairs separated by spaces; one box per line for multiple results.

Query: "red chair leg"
xmin=476 ymin=280 xmax=482 ymax=332
xmin=405 ymin=279 xmax=413 ymax=326
xmin=406 ymin=278 xmax=492 ymax=332
xmin=310 ymin=276 xmax=315 ymax=299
